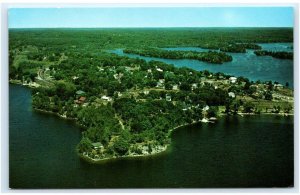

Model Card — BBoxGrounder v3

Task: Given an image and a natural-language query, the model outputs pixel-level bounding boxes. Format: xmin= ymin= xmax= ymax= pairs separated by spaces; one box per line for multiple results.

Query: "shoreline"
xmin=78 ymin=144 xmax=170 ymax=163
xmin=12 ymin=83 xmax=294 ymax=163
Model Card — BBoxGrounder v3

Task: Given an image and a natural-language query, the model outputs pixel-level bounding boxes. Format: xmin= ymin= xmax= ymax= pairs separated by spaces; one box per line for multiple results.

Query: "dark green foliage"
xmin=113 ymin=135 xmax=130 ymax=156
xmin=243 ymin=102 xmax=255 ymax=113
xmin=9 ymin=28 xmax=293 ymax=159
xmin=264 ymin=90 xmax=273 ymax=100
xmin=254 ymin=50 xmax=293 ymax=60
xmin=124 ymin=48 xmax=232 ymax=64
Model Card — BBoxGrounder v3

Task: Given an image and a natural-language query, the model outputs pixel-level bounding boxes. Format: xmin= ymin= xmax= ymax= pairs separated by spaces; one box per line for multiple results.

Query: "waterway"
xmin=110 ymin=43 xmax=293 ymax=87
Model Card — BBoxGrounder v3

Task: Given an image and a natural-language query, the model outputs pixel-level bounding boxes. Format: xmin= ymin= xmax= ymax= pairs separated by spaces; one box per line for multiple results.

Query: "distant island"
xmin=254 ymin=50 xmax=293 ymax=60
xmin=9 ymin=28 xmax=294 ymax=162
xmin=123 ymin=48 xmax=233 ymax=64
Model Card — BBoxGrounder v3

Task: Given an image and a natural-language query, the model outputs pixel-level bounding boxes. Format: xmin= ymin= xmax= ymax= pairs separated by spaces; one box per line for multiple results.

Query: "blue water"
xmin=110 ymin=43 xmax=293 ymax=87
xmin=10 ymin=84 xmax=294 ymax=188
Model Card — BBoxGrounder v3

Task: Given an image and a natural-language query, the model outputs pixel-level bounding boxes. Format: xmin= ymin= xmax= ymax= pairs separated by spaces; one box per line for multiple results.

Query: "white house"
xmin=166 ymin=94 xmax=172 ymax=102
xmin=101 ymin=95 xmax=112 ymax=101
xmin=172 ymin=84 xmax=179 ymax=90
xmin=229 ymin=77 xmax=237 ymax=84
xmin=191 ymin=83 xmax=198 ymax=90
xmin=202 ymin=105 xmax=210 ymax=111
xmin=228 ymin=92 xmax=236 ymax=98
xmin=156 ymin=68 xmax=163 ymax=72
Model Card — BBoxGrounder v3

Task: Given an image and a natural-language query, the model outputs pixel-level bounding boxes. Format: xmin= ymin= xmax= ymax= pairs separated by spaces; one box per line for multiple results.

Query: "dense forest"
xmin=9 ymin=28 xmax=294 ymax=161
xmin=254 ymin=50 xmax=293 ymax=60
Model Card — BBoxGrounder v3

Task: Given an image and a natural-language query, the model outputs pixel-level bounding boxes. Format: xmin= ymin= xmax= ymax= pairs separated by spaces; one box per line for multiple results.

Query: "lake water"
xmin=110 ymin=43 xmax=293 ymax=87
xmin=9 ymin=84 xmax=294 ymax=188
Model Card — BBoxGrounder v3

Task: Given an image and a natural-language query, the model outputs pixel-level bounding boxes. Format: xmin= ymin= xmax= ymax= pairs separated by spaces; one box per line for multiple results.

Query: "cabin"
xmin=172 ymin=84 xmax=179 ymax=90
xmin=274 ymin=84 xmax=284 ymax=90
xmin=156 ymin=68 xmax=163 ymax=72
xmin=92 ymin=142 xmax=103 ymax=150
xmin=202 ymin=105 xmax=210 ymax=111
xmin=191 ymin=83 xmax=198 ymax=90
xmin=157 ymin=79 xmax=165 ymax=88
xmin=166 ymin=94 xmax=172 ymax=102
xmin=101 ymin=95 xmax=112 ymax=101
xmin=229 ymin=77 xmax=237 ymax=84
xmin=228 ymin=92 xmax=236 ymax=98
xmin=76 ymin=90 xmax=85 ymax=96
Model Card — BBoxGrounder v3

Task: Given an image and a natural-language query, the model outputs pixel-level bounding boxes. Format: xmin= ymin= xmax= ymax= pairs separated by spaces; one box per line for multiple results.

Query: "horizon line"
xmin=9 ymin=26 xmax=294 ymax=29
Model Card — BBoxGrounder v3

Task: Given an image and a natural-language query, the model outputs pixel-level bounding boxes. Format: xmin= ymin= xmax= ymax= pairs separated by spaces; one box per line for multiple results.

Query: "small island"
xmin=123 ymin=48 xmax=233 ymax=64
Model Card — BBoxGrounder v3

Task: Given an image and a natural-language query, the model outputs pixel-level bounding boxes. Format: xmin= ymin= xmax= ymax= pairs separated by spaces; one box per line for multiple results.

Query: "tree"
xmin=243 ymin=102 xmax=255 ymax=113
xmin=179 ymin=82 xmax=191 ymax=91
xmin=77 ymin=137 xmax=92 ymax=153
xmin=264 ymin=91 xmax=273 ymax=100
xmin=113 ymin=135 xmax=130 ymax=156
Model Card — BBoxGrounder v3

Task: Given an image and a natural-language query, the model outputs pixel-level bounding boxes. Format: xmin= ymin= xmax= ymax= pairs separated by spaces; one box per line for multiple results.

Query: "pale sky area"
xmin=8 ymin=7 xmax=294 ymax=28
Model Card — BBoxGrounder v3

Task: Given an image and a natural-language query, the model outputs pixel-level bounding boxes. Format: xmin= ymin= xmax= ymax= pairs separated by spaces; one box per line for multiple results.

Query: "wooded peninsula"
xmin=9 ymin=28 xmax=294 ymax=162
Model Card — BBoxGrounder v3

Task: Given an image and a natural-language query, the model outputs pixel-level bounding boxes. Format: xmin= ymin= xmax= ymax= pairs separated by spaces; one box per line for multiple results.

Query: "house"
xmin=117 ymin=92 xmax=123 ymax=97
xmin=172 ymin=84 xmax=179 ymax=90
xmin=166 ymin=94 xmax=172 ymax=102
xmin=191 ymin=83 xmax=198 ymax=90
xmin=101 ymin=95 xmax=112 ymax=101
xmin=157 ymin=79 xmax=165 ymax=88
xmin=76 ymin=90 xmax=85 ymax=96
xmin=202 ymin=105 xmax=210 ymax=111
xmin=156 ymin=68 xmax=163 ymax=72
xmin=274 ymin=84 xmax=284 ymax=89
xmin=228 ymin=92 xmax=236 ymax=98
xmin=92 ymin=142 xmax=103 ymax=150
xmin=158 ymin=79 xmax=165 ymax=84
xmin=75 ymin=96 xmax=86 ymax=104
xmin=229 ymin=77 xmax=237 ymax=84
xmin=143 ymin=90 xmax=150 ymax=95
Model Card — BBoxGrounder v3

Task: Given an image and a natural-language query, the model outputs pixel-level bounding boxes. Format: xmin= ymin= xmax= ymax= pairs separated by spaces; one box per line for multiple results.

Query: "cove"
xmin=9 ymin=84 xmax=293 ymax=188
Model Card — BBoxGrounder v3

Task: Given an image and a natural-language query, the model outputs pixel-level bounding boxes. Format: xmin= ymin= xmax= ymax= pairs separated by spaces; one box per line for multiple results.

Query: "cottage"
xmin=92 ymin=142 xmax=103 ymax=150
xmin=274 ymin=84 xmax=284 ymax=89
xmin=202 ymin=105 xmax=210 ymax=111
xmin=156 ymin=68 xmax=163 ymax=72
xmin=228 ymin=92 xmax=236 ymax=98
xmin=229 ymin=77 xmax=237 ymax=84
xmin=101 ymin=95 xmax=112 ymax=101
xmin=75 ymin=96 xmax=86 ymax=104
xmin=157 ymin=79 xmax=165 ymax=88
xmin=76 ymin=90 xmax=85 ymax=95
xmin=143 ymin=90 xmax=150 ymax=95
xmin=166 ymin=94 xmax=172 ymax=102
xmin=158 ymin=79 xmax=165 ymax=84
xmin=172 ymin=84 xmax=179 ymax=90
xmin=191 ymin=83 xmax=198 ymax=90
